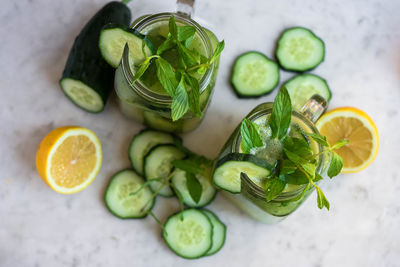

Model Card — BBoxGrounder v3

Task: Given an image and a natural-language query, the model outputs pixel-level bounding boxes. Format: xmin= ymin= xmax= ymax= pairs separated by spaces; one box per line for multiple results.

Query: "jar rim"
xmin=232 ymin=105 xmax=325 ymax=201
xmin=120 ymin=12 xmax=214 ymax=105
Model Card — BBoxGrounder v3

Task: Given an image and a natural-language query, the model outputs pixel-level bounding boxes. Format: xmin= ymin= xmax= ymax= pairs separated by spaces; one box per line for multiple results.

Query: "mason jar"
xmin=114 ymin=9 xmax=220 ymax=133
xmin=216 ymin=97 xmax=329 ymax=223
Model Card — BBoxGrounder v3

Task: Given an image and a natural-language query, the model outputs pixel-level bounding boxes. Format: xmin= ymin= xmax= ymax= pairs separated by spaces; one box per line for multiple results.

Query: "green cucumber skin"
xmin=128 ymin=128 xmax=182 ymax=175
xmin=163 ymin=209 xmax=213 ymax=259
xmin=275 ymin=27 xmax=325 ymax=72
xmin=282 ymin=73 xmax=332 ymax=101
xmin=231 ymin=51 xmax=280 ymax=99
xmin=202 ymin=209 xmax=227 ymax=256
xmin=60 ymin=2 xmax=131 ymax=113
xmin=104 ymin=168 xmax=155 ymax=220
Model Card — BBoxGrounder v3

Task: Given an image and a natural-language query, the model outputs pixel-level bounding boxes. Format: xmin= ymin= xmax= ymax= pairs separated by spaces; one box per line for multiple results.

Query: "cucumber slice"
xmin=283 ymin=73 xmax=331 ymax=112
xmin=144 ymin=145 xmax=186 ymax=197
xmin=171 ymin=167 xmax=216 ymax=208
xmin=276 ymin=27 xmax=325 ymax=72
xmin=231 ymin=52 xmax=280 ymax=98
xmin=60 ymin=78 xmax=105 ymax=113
xmin=104 ymin=169 xmax=154 ymax=219
xmin=99 ymin=23 xmax=154 ymax=68
xmin=213 ymin=153 xmax=272 ymax=193
xmin=202 ymin=209 xmax=226 ymax=256
xmin=60 ymin=2 xmax=131 ymax=113
xmin=163 ymin=209 xmax=213 ymax=259
xmin=129 ymin=129 xmax=181 ymax=175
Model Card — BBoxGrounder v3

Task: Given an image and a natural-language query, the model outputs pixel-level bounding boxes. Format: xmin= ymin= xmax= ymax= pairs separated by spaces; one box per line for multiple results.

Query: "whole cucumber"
xmin=60 ymin=1 xmax=131 ymax=113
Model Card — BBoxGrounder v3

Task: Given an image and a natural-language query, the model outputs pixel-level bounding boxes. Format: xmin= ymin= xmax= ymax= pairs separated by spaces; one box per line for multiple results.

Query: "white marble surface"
xmin=1 ymin=0 xmax=400 ymax=266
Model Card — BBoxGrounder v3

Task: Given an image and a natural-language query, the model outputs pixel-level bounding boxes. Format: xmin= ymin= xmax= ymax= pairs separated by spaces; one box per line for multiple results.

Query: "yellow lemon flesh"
xmin=316 ymin=107 xmax=379 ymax=173
xmin=36 ymin=126 xmax=102 ymax=194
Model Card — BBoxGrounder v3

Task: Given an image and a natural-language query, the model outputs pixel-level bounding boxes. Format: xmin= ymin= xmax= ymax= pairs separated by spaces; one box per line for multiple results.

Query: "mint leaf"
xmin=331 ymin=139 xmax=349 ymax=150
xmin=185 ymin=35 xmax=194 ymax=48
xmin=283 ymin=148 xmax=315 ymax=178
xmin=284 ymin=169 xmax=309 ymax=185
xmin=169 ymin=15 xmax=178 ymax=39
xmin=185 ymin=74 xmax=201 ymax=117
xmin=171 ymin=76 xmax=189 ymax=121
xmin=301 ymin=162 xmax=316 ymax=178
xmin=269 ymin=87 xmax=292 ymax=140
xmin=177 ymin=42 xmax=199 ymax=67
xmin=178 ymin=26 xmax=196 ymax=42
xmin=327 ymin=151 xmax=343 ymax=178
xmin=316 ymin=186 xmax=330 ymax=210
xmin=314 ymin=173 xmax=324 ymax=182
xmin=155 ymin=57 xmax=178 ymax=96
xmin=280 ymin=160 xmax=297 ymax=175
xmin=304 ymin=132 xmax=330 ymax=147
xmin=200 ymin=55 xmax=208 ymax=64
xmin=172 ymin=159 xmax=202 ymax=175
xmin=283 ymin=136 xmax=313 ymax=159
xmin=283 ymin=148 xmax=308 ymax=166
xmin=157 ymin=36 xmax=175 ymax=55
xmin=131 ymin=57 xmax=152 ymax=84
xmin=265 ymin=176 xmax=286 ymax=201
xmin=209 ymin=40 xmax=225 ymax=64
xmin=186 ymin=172 xmax=202 ymax=204
xmin=240 ymin=118 xmax=263 ymax=153
xmin=197 ymin=66 xmax=207 ymax=75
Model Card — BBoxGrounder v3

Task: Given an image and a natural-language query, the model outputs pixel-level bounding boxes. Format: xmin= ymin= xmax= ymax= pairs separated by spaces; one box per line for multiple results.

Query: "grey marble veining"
xmin=1 ymin=0 xmax=400 ymax=266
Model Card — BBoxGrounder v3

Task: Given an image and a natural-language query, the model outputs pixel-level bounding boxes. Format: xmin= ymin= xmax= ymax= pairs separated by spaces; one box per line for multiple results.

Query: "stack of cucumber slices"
xmin=104 ymin=129 xmax=226 ymax=258
xmin=231 ymin=27 xmax=332 ymax=112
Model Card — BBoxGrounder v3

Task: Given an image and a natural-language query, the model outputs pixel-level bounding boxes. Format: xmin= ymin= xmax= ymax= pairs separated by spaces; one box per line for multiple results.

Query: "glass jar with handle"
xmin=114 ymin=0 xmax=221 ymax=133
xmin=215 ymin=95 xmax=329 ymax=223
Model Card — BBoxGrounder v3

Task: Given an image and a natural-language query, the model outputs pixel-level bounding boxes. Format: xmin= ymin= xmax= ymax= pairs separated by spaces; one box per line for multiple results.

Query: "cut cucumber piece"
xmin=60 ymin=2 xmax=131 ymax=113
xmin=231 ymin=52 xmax=280 ymax=98
xmin=283 ymin=73 xmax=331 ymax=112
xmin=213 ymin=153 xmax=272 ymax=193
xmin=276 ymin=27 xmax=325 ymax=72
xmin=60 ymin=78 xmax=105 ymax=113
xmin=202 ymin=209 xmax=226 ymax=256
xmin=163 ymin=209 xmax=213 ymax=259
xmin=171 ymin=167 xmax=216 ymax=208
xmin=104 ymin=169 xmax=154 ymax=219
xmin=99 ymin=23 xmax=154 ymax=68
xmin=144 ymin=144 xmax=186 ymax=197
xmin=129 ymin=129 xmax=181 ymax=175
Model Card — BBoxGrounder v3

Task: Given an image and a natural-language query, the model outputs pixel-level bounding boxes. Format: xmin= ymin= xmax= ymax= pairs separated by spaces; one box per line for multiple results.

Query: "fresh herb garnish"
xmin=269 ymin=87 xmax=292 ymax=140
xmin=239 ymin=87 xmax=349 ymax=210
xmin=240 ymin=118 xmax=263 ymax=153
xmin=131 ymin=15 xmax=225 ymax=121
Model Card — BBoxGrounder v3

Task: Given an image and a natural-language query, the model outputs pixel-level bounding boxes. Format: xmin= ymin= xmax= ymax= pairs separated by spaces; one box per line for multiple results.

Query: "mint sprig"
xmin=130 ymin=15 xmax=224 ymax=121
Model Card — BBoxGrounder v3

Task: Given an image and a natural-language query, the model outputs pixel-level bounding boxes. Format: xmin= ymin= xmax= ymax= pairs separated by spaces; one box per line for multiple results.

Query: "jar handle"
xmin=299 ymin=94 xmax=328 ymax=123
xmin=176 ymin=0 xmax=195 ymax=18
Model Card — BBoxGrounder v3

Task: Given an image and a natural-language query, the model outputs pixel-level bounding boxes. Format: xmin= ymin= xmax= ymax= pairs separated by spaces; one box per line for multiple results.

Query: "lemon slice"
xmin=36 ymin=126 xmax=102 ymax=194
xmin=316 ymin=107 xmax=379 ymax=173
